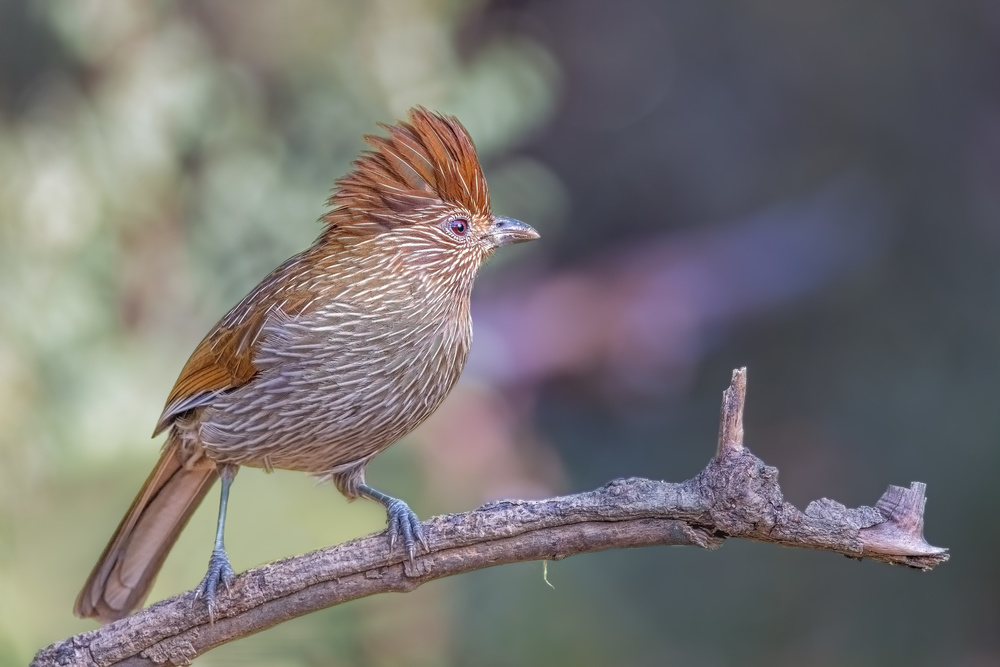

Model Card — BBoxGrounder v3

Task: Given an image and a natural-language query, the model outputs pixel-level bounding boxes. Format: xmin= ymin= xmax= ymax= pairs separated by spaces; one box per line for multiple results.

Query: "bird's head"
xmin=320 ymin=108 xmax=538 ymax=287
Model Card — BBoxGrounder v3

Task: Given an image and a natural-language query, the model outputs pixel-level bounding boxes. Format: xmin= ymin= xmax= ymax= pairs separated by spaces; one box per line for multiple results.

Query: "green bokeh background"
xmin=2 ymin=1 xmax=997 ymax=665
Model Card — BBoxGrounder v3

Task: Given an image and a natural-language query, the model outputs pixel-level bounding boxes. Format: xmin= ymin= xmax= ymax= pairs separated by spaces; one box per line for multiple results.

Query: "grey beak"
xmin=489 ymin=217 xmax=540 ymax=247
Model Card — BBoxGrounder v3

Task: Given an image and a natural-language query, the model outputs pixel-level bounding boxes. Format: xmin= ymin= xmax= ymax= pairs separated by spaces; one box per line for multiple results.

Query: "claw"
xmin=384 ymin=497 xmax=425 ymax=562
xmin=195 ymin=548 xmax=235 ymax=621
xmin=357 ymin=484 xmax=427 ymax=562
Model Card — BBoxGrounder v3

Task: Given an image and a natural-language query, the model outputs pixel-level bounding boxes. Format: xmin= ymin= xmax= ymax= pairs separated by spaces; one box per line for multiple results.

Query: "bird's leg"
xmin=357 ymin=483 xmax=428 ymax=562
xmin=195 ymin=463 xmax=237 ymax=618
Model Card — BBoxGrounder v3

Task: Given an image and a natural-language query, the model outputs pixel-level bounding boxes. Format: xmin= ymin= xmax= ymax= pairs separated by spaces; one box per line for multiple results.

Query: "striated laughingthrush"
xmin=74 ymin=108 xmax=539 ymax=623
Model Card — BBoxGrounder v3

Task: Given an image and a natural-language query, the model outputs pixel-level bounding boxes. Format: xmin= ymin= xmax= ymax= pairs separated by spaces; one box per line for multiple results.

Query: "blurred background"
xmin=1 ymin=1 xmax=996 ymax=665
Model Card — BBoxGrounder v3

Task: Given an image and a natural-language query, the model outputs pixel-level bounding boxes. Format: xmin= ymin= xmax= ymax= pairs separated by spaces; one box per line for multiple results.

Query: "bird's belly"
xmin=195 ymin=317 xmax=469 ymax=474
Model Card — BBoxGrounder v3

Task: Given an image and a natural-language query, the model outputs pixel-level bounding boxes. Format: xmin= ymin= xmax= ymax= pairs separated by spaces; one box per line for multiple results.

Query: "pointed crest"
xmin=323 ymin=108 xmax=490 ymax=237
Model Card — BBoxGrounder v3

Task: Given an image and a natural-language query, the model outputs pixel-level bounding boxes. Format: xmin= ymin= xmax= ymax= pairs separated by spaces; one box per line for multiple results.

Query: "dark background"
xmin=1 ymin=1 xmax=996 ymax=665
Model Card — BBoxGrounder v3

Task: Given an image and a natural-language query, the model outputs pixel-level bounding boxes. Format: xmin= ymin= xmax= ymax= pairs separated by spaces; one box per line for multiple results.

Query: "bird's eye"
xmin=449 ymin=218 xmax=468 ymax=236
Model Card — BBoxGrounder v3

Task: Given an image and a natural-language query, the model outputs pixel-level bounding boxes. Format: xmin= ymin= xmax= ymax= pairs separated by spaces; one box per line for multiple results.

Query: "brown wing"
xmin=154 ymin=255 xmax=320 ymax=436
xmin=153 ymin=325 xmax=259 ymax=435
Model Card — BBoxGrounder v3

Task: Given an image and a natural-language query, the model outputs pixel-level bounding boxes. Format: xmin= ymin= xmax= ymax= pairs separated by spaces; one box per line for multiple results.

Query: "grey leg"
xmin=195 ymin=464 xmax=237 ymax=617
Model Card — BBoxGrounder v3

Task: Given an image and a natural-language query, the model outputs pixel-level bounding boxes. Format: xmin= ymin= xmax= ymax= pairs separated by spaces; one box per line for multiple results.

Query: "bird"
xmin=73 ymin=108 xmax=539 ymax=623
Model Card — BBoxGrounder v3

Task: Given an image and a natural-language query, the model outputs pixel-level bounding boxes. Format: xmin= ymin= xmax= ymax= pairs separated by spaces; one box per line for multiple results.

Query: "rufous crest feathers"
xmin=322 ymin=108 xmax=490 ymax=237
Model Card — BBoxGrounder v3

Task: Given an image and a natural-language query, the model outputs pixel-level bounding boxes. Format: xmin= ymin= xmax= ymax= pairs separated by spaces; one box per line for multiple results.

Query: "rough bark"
xmin=32 ymin=369 xmax=948 ymax=667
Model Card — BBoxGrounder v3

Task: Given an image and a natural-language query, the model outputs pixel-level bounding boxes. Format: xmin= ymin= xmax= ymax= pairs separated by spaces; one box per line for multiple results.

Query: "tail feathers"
xmin=74 ymin=437 xmax=218 ymax=623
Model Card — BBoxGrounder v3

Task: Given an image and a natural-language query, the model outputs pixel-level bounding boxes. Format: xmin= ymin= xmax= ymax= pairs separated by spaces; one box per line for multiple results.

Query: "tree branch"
xmin=33 ymin=368 xmax=948 ymax=667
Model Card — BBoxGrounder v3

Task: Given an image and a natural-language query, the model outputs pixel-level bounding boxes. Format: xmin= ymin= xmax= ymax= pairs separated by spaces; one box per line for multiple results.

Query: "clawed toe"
xmin=357 ymin=484 xmax=428 ymax=562
xmin=194 ymin=548 xmax=236 ymax=619
xmin=385 ymin=498 xmax=427 ymax=561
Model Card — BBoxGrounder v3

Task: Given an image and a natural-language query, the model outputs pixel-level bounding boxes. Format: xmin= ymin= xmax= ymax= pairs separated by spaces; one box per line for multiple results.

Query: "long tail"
xmin=74 ymin=435 xmax=218 ymax=623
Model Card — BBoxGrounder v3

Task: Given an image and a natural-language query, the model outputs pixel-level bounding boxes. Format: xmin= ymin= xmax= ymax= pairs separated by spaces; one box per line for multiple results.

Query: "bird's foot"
xmin=194 ymin=548 xmax=235 ymax=620
xmin=384 ymin=497 xmax=428 ymax=562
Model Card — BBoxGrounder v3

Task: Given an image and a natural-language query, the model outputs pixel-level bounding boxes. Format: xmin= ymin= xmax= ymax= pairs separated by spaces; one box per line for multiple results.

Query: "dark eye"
xmin=449 ymin=218 xmax=468 ymax=236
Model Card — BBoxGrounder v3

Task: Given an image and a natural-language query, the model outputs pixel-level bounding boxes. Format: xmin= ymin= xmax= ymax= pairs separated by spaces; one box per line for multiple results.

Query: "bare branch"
xmin=717 ymin=367 xmax=747 ymax=455
xmin=32 ymin=369 xmax=948 ymax=667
